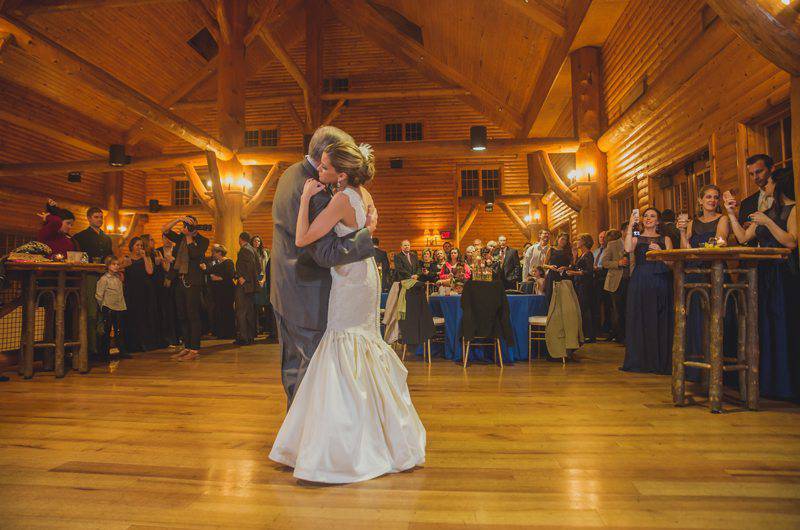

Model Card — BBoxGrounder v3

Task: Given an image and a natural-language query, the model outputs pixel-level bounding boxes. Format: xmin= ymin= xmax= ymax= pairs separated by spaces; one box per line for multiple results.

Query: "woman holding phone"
xmin=621 ymin=207 xmax=674 ymax=374
xmin=725 ymin=168 xmax=798 ymax=400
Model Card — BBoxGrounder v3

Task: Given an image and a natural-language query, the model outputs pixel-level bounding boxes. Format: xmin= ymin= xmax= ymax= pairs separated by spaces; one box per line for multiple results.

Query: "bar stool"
xmin=528 ymin=315 xmax=546 ymax=361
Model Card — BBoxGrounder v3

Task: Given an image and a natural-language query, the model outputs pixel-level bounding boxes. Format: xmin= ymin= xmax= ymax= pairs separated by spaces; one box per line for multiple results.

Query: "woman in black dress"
xmin=726 ymin=169 xmax=798 ymax=399
xmin=622 ymin=207 xmax=674 ymax=374
xmin=543 ymin=232 xmax=572 ymax=305
xmin=567 ymin=233 xmax=596 ymax=342
xmin=418 ymin=248 xmax=440 ymax=284
xmin=207 ymin=244 xmax=236 ymax=339
xmin=123 ymin=237 xmax=160 ymax=353
xmin=677 ymin=184 xmax=731 ymax=382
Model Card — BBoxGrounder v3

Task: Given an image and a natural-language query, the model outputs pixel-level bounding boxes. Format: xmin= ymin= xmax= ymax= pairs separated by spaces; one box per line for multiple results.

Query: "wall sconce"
xmin=523 ymin=214 xmax=532 ymax=223
xmin=106 ymin=224 xmax=114 ymax=231
xmin=425 ymin=229 xmax=439 ymax=247
xmin=533 ymin=210 xmax=542 ymax=222
xmin=206 ymin=179 xmax=212 ymax=188
xmin=567 ymin=165 xmax=596 ymax=183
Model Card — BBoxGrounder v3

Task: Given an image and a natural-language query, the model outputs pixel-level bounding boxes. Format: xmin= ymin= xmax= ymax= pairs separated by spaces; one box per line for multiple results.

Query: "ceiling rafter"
xmin=499 ymin=0 xmax=566 ymax=37
xmin=11 ymin=0 xmax=184 ymax=16
xmin=327 ymin=0 xmax=524 ymax=135
xmin=0 ymin=107 xmax=109 ymax=157
xmin=519 ymin=0 xmax=593 ymax=138
xmin=188 ymin=0 xmax=219 ymax=42
xmin=258 ymin=24 xmax=312 ymax=126
xmin=0 ymin=13 xmax=233 ymax=158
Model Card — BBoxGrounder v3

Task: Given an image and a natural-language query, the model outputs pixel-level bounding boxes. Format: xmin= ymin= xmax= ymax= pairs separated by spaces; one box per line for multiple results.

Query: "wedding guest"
xmin=162 ymin=215 xmax=210 ymax=361
xmin=678 ymin=184 xmax=730 ymax=379
xmin=523 ymin=229 xmax=551 ymax=280
xmin=530 ymin=266 xmax=546 ymax=295
xmin=601 ymin=229 xmax=627 ymax=343
xmin=567 ymin=233 xmax=596 ymax=342
xmin=442 ymin=241 xmax=453 ymax=258
xmin=394 ymin=239 xmax=420 ymax=280
xmin=725 ymin=168 xmax=798 ymax=399
xmin=123 ymin=237 xmax=160 ymax=354
xmin=155 ymin=234 xmax=180 ymax=348
xmin=235 ymin=232 xmax=260 ymax=345
xmin=543 ymin=233 xmax=572 ymax=305
xmin=660 ymin=209 xmax=682 ymax=249
xmin=432 ymin=249 xmax=448 ymax=286
xmin=592 ymin=230 xmax=609 ymax=337
xmin=207 ymin=244 xmax=236 ymax=339
xmin=373 ymin=237 xmax=391 ymax=291
xmin=95 ymin=255 xmax=129 ymax=361
xmin=36 ymin=199 xmax=76 ymax=257
xmin=493 ymin=235 xmax=522 ymax=289
xmin=738 ymin=154 xmax=776 ymax=242
xmin=439 ymin=247 xmax=471 ymax=282
xmin=419 ymin=248 xmax=440 ymax=283
xmin=621 ymin=208 xmax=673 ymax=374
xmin=251 ymin=235 xmax=274 ymax=337
xmin=473 ymin=239 xmax=483 ymax=252
xmin=73 ymin=206 xmax=113 ymax=360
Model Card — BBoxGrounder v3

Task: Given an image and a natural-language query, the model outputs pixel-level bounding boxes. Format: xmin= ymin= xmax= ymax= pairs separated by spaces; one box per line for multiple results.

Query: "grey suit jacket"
xmin=270 ymin=159 xmax=374 ymax=330
xmin=602 ymin=238 xmax=625 ymax=293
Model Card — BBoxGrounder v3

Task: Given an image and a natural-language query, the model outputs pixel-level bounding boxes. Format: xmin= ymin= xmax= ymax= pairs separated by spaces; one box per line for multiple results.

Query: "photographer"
xmin=161 ymin=216 xmax=210 ymax=361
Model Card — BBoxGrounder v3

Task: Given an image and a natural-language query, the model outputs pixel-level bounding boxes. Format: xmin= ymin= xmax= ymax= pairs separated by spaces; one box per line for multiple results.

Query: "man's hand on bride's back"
xmin=302 ymin=178 xmax=325 ymax=200
xmin=366 ymin=205 xmax=378 ymax=234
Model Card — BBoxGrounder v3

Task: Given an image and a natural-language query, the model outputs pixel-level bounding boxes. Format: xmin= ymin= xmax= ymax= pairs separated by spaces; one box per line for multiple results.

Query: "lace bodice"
xmin=333 ymin=187 xmax=367 ymax=237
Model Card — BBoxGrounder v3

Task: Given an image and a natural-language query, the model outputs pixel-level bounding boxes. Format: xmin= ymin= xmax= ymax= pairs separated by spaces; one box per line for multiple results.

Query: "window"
xmin=384 ymin=121 xmax=423 ymax=142
xmin=765 ymin=114 xmax=792 ymax=170
xmin=323 ymin=78 xmax=349 ymax=93
xmin=612 ymin=187 xmax=635 ymax=229
xmin=187 ymin=27 xmax=218 ymax=61
xmin=404 ymin=122 xmax=423 ymax=141
xmin=657 ymin=150 xmax=711 ymax=217
xmin=460 ymin=167 xmax=501 ymax=198
xmin=244 ymin=128 xmax=279 ymax=147
xmin=172 ymin=180 xmax=201 ymax=206
xmin=385 ymin=123 xmax=403 ymax=142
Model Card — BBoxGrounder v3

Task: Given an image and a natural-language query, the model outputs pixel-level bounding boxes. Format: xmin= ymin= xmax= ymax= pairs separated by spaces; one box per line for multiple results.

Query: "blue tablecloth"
xmin=380 ymin=292 xmax=547 ymax=363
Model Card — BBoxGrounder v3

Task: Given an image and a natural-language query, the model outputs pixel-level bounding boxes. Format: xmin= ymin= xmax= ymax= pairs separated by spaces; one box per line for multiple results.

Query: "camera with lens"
xmin=191 ymin=223 xmax=212 ymax=231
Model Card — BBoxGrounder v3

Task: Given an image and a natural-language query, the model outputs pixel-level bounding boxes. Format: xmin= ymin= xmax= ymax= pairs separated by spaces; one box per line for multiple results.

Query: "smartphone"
xmin=632 ymin=209 xmax=641 ymax=237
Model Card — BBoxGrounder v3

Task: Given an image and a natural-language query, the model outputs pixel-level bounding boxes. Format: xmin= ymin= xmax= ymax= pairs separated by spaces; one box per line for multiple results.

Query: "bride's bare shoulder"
xmin=357 ymin=186 xmax=374 ymax=207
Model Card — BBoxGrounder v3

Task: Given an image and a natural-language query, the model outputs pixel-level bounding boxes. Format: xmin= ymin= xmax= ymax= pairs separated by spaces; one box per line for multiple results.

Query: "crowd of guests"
xmin=35 ymin=203 xmax=277 ymax=364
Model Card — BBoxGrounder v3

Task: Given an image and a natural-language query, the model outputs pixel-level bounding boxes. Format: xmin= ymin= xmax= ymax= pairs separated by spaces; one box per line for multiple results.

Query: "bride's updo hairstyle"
xmin=323 ymin=141 xmax=375 ymax=186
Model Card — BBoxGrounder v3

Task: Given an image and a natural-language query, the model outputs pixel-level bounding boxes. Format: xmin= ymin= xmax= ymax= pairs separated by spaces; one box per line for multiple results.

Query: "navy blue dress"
xmin=755 ymin=204 xmax=800 ymax=400
xmin=622 ymin=235 xmax=673 ymax=374
xmin=685 ymin=217 xmax=720 ymax=382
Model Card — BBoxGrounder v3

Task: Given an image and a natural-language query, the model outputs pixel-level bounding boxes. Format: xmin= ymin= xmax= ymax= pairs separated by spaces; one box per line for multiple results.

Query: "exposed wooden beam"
xmin=214 ymin=0 xmax=231 ymax=45
xmin=259 ymin=25 xmax=312 ymax=126
xmin=169 ymin=88 xmax=472 ymax=112
xmin=497 ymin=201 xmax=532 ymax=240
xmin=0 ymin=108 xmax=109 ymax=156
xmin=499 ymin=0 xmax=565 ymax=37
xmin=12 ymin=0 xmax=183 ymax=15
xmin=706 ymin=0 xmax=800 ymax=77
xmin=519 ymin=0 xmax=592 ymax=138
xmin=459 ymin=203 xmax=481 ymax=244
xmin=188 ymin=0 xmax=220 ymax=43
xmin=238 ymin=137 xmax=579 ymax=165
xmin=181 ymin=162 xmax=214 ymax=209
xmin=306 ymin=0 xmax=324 ymax=127
xmin=244 ymin=0 xmax=278 ymax=44
xmin=597 ymin=18 xmax=735 ymax=152
xmin=0 ymin=14 xmax=234 ymax=159
xmin=205 ymin=151 xmax=226 ymax=213
xmin=321 ymin=99 xmax=346 ymax=127
xmin=532 ymin=150 xmax=582 ymax=212
xmin=285 ymin=102 xmax=309 ymax=133
xmin=328 ymin=0 xmax=524 ymax=135
xmin=0 ymin=31 xmax=13 ymax=53
xmin=0 ymin=152 xmax=206 ymax=177
xmin=242 ymin=162 xmax=281 ymax=218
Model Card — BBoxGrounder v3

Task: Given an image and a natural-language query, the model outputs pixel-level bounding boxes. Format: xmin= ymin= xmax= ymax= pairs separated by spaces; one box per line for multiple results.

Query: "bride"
xmin=269 ymin=140 xmax=426 ymax=483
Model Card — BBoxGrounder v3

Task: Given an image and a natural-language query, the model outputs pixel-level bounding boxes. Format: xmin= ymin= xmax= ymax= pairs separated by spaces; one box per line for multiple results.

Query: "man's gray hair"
xmin=308 ymin=126 xmax=354 ymax=163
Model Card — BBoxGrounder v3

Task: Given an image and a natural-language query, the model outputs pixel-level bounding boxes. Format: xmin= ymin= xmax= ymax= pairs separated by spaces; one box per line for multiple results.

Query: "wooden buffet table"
xmin=6 ymin=261 xmax=106 ymax=379
xmin=647 ymin=247 xmax=790 ymax=413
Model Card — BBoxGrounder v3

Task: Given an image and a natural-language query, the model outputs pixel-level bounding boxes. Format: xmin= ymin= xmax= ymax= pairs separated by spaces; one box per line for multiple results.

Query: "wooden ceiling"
xmin=0 ymin=0 xmax=628 ymax=166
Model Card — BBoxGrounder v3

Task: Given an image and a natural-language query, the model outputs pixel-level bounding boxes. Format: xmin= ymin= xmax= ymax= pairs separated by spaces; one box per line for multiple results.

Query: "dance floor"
xmin=1 ymin=340 xmax=800 ymax=529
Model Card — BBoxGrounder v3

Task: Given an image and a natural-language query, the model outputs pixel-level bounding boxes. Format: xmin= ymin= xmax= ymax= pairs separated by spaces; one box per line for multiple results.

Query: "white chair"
xmin=528 ymin=315 xmax=547 ymax=362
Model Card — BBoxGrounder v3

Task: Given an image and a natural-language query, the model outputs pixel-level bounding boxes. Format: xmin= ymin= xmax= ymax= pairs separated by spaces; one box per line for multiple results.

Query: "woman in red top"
xmin=438 ymin=247 xmax=472 ymax=281
xmin=37 ymin=199 xmax=76 ymax=258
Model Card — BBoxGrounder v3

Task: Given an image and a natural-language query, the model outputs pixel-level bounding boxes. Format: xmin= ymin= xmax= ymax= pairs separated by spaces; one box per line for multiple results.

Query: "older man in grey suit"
xmin=271 ymin=126 xmax=377 ymax=406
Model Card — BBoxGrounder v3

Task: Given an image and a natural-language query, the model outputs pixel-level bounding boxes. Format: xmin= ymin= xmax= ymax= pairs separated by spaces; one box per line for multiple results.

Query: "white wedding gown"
xmin=269 ymin=186 xmax=426 ymax=483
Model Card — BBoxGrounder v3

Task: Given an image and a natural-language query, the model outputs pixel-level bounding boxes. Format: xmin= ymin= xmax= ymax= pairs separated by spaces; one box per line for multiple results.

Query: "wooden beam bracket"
xmin=533 ymin=150 xmax=583 ymax=212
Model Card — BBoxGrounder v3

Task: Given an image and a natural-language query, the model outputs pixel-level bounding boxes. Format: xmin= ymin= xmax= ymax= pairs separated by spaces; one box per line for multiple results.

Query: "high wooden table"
xmin=6 ymin=261 xmax=106 ymax=379
xmin=648 ymin=247 xmax=790 ymax=413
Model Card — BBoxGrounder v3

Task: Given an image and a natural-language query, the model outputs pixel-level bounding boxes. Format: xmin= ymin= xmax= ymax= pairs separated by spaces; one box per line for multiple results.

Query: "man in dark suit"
xmin=660 ymin=209 xmax=681 ymax=249
xmin=372 ymin=237 xmax=391 ymax=291
xmin=737 ymin=154 xmax=776 ymax=246
xmin=492 ymin=235 xmax=522 ymax=289
xmin=235 ymin=231 xmax=260 ymax=345
xmin=271 ymin=126 xmax=376 ymax=406
xmin=393 ymin=239 xmax=420 ymax=280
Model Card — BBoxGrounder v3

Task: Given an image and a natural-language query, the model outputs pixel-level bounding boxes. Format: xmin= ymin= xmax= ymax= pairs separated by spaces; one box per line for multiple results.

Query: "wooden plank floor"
xmin=1 ymin=340 xmax=800 ymax=529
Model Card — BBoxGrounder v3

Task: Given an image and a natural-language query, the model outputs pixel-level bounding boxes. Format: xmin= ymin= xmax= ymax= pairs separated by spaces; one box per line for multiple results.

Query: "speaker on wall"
xmin=148 ymin=199 xmax=161 ymax=213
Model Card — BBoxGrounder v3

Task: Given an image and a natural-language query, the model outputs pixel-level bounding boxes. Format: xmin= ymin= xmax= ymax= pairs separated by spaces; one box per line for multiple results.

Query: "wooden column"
xmin=526 ymin=153 xmax=547 ymax=235
xmin=104 ymin=171 xmax=123 ymax=232
xmin=306 ymin=0 xmax=324 ymax=129
xmin=215 ymin=0 xmax=248 ymax=255
xmin=792 ymin=76 xmax=800 ymax=263
xmin=571 ymin=46 xmax=607 ymax=237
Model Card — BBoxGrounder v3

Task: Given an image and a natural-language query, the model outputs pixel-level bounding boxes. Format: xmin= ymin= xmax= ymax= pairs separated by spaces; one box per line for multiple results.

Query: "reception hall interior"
xmin=1 ymin=0 xmax=800 ymax=527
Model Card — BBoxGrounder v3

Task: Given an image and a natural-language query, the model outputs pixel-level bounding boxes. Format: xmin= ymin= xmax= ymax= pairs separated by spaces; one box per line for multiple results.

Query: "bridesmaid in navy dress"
xmin=677 ymin=184 xmax=731 ymax=382
xmin=622 ymin=207 xmax=674 ymax=374
xmin=726 ymin=169 xmax=798 ymax=400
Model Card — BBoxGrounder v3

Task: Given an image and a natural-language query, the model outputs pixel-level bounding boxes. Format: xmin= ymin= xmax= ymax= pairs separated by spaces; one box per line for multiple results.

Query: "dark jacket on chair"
xmin=460 ymin=280 xmax=514 ymax=342
xmin=397 ymin=282 xmax=434 ymax=346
